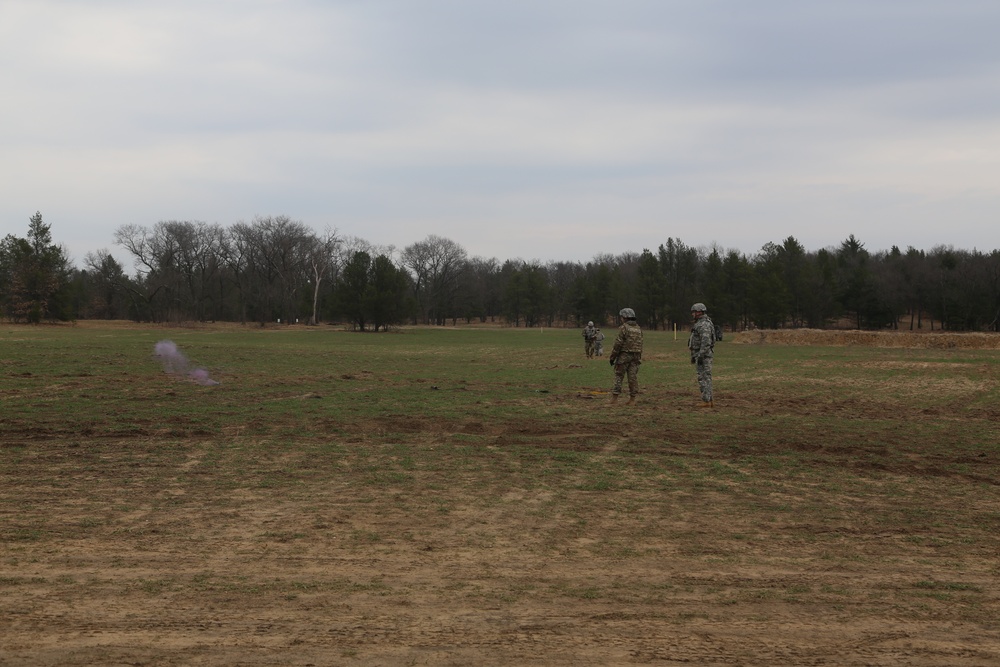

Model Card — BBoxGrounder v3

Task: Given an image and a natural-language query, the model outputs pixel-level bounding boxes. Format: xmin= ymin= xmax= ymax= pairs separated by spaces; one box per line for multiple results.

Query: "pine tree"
xmin=0 ymin=212 xmax=70 ymax=322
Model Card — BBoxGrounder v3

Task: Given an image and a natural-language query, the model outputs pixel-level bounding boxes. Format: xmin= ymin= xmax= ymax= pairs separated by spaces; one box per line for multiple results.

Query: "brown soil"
xmin=4 ymin=417 xmax=998 ymax=666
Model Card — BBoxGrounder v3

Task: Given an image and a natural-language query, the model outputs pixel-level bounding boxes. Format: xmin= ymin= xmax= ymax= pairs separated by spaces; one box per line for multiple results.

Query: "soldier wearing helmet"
xmin=582 ymin=320 xmax=598 ymax=358
xmin=688 ymin=302 xmax=715 ymax=407
xmin=609 ymin=307 xmax=643 ymax=404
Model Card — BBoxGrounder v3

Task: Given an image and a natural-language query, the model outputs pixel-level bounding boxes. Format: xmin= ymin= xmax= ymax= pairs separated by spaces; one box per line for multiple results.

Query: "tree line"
xmin=3 ymin=212 xmax=999 ymax=332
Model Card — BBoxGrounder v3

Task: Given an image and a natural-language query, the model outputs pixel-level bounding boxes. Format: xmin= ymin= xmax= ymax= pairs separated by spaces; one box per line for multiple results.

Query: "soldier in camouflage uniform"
xmin=688 ymin=302 xmax=715 ymax=407
xmin=594 ymin=328 xmax=605 ymax=356
xmin=609 ymin=307 xmax=643 ymax=404
xmin=582 ymin=321 xmax=597 ymax=358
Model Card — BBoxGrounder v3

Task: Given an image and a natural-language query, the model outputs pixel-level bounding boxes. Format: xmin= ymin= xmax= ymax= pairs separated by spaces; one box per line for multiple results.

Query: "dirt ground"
xmin=2 ymin=328 xmax=999 ymax=666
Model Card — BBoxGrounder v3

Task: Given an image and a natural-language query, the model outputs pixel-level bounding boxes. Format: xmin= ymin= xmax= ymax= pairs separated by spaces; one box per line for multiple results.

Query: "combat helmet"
xmin=690 ymin=302 xmax=707 ymax=313
xmin=619 ymin=307 xmax=636 ymax=319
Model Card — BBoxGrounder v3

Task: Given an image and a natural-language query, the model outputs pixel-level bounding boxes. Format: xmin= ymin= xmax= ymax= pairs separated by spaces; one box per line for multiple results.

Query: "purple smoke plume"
xmin=154 ymin=340 xmax=220 ymax=386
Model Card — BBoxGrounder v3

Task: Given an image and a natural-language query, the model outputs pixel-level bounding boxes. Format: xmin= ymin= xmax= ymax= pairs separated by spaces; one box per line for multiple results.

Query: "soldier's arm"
xmin=611 ymin=330 xmax=625 ymax=357
xmin=698 ymin=324 xmax=713 ymax=354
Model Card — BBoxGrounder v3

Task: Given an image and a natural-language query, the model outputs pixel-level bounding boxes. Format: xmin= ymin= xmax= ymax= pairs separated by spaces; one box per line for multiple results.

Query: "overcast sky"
xmin=2 ymin=1 xmax=998 ymax=269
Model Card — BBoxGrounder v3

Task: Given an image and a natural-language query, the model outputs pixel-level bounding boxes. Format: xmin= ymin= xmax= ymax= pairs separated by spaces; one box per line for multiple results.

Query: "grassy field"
xmin=1 ymin=321 xmax=999 ymax=666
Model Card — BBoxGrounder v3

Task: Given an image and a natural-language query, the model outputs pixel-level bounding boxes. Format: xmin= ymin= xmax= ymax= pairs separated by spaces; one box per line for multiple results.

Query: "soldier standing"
xmin=582 ymin=321 xmax=597 ymax=358
xmin=688 ymin=302 xmax=715 ymax=408
xmin=609 ymin=308 xmax=643 ymax=404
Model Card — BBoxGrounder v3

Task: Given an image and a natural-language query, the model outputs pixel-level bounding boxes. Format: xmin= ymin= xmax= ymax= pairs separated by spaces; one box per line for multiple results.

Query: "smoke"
xmin=154 ymin=340 xmax=220 ymax=386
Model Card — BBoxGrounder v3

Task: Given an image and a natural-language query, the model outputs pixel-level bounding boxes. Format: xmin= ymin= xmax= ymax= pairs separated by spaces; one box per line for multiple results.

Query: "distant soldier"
xmin=609 ymin=308 xmax=643 ymax=404
xmin=688 ymin=302 xmax=715 ymax=407
xmin=582 ymin=321 xmax=597 ymax=358
xmin=594 ymin=328 xmax=605 ymax=357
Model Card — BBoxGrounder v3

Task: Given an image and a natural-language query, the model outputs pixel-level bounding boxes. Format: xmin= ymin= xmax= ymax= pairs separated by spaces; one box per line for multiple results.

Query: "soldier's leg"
xmin=696 ymin=359 xmax=713 ymax=402
xmin=627 ymin=362 xmax=639 ymax=398
xmin=612 ymin=364 xmax=625 ymax=396
xmin=702 ymin=357 xmax=713 ymax=402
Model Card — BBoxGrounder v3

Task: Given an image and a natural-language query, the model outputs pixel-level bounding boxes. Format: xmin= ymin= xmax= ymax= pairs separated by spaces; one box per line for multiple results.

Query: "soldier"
xmin=582 ymin=320 xmax=597 ymax=358
xmin=594 ymin=328 xmax=605 ymax=356
xmin=609 ymin=308 xmax=643 ymax=404
xmin=688 ymin=302 xmax=715 ymax=407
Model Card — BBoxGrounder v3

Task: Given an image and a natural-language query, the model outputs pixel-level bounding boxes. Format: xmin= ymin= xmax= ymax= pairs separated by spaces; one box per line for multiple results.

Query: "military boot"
xmin=626 ymin=395 xmax=636 ymax=405
xmin=610 ymin=394 xmax=619 ymax=404
xmin=697 ymin=399 xmax=714 ymax=408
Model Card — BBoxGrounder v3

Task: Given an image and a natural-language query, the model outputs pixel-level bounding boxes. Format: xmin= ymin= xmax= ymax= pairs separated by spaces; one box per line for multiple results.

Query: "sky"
xmin=2 ymin=0 xmax=999 ymax=270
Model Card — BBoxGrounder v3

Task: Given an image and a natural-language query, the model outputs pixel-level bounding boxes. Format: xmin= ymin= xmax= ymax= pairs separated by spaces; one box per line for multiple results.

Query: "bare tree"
xmin=456 ymin=256 xmax=501 ymax=323
xmin=304 ymin=228 xmax=341 ymax=325
xmin=83 ymin=250 xmax=131 ymax=319
xmin=400 ymin=235 xmax=468 ymax=325
xmin=221 ymin=222 xmax=255 ymax=323
xmin=113 ymin=223 xmax=172 ymax=321
xmin=113 ymin=221 xmax=226 ymax=321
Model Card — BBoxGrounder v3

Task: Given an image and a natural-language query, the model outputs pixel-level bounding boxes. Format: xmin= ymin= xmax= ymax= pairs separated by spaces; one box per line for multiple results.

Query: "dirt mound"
xmin=732 ymin=328 xmax=1000 ymax=349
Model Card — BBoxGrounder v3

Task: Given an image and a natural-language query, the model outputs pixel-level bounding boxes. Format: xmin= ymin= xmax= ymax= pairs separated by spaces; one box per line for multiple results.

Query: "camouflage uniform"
xmin=688 ymin=314 xmax=715 ymax=402
xmin=610 ymin=320 xmax=643 ymax=398
xmin=594 ymin=329 xmax=605 ymax=356
xmin=582 ymin=323 xmax=597 ymax=358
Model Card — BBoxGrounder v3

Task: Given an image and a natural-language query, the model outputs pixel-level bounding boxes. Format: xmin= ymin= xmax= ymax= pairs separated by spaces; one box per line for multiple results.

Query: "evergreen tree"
xmin=721 ymin=250 xmax=751 ymax=331
xmin=635 ymin=249 xmax=666 ymax=330
xmin=658 ymin=238 xmax=700 ymax=328
xmin=0 ymin=212 xmax=71 ymax=322
xmin=368 ymin=254 xmax=411 ymax=331
xmin=701 ymin=248 xmax=727 ymax=331
xmin=749 ymin=242 xmax=792 ymax=328
xmin=339 ymin=251 xmax=373 ymax=331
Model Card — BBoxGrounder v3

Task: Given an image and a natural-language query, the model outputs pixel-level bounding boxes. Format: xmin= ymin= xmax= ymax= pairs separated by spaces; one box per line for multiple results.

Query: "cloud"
xmin=2 ymin=1 xmax=1000 ymax=266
